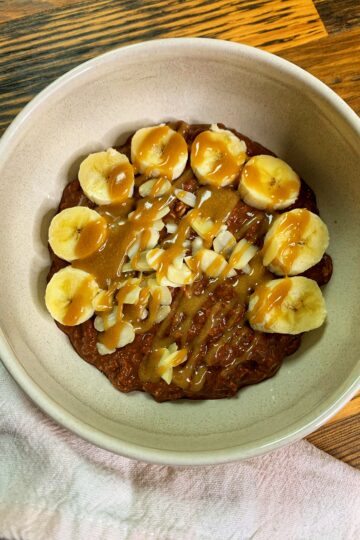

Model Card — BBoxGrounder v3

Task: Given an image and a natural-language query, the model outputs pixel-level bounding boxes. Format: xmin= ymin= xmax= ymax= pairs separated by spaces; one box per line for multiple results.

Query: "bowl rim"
xmin=1 ymin=37 xmax=360 ymax=465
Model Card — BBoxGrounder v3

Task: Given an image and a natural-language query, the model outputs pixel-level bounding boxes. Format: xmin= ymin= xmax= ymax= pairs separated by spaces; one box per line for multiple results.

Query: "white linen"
xmin=1 ymin=362 xmax=359 ymax=540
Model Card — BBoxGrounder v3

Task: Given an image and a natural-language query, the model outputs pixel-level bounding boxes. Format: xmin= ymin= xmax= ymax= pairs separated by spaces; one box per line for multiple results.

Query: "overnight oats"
xmin=45 ymin=122 xmax=332 ymax=401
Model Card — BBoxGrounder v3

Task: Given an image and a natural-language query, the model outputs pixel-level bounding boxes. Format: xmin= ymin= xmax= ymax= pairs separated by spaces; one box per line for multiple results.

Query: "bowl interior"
xmin=0 ymin=39 xmax=359 ymax=464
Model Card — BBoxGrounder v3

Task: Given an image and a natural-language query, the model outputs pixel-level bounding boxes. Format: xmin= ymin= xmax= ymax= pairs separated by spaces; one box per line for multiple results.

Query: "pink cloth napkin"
xmin=0 ymin=361 xmax=359 ymax=540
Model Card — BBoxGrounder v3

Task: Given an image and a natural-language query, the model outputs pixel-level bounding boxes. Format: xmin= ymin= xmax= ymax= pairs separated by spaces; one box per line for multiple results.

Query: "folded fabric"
xmin=0 ymin=362 xmax=359 ymax=540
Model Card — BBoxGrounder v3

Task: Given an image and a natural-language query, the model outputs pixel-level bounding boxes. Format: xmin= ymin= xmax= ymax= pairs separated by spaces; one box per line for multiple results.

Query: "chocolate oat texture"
xmin=45 ymin=122 xmax=332 ymax=401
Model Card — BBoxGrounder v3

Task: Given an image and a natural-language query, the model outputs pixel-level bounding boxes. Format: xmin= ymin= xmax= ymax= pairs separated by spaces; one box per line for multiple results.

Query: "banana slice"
xmin=190 ymin=124 xmax=247 ymax=187
xmin=131 ymin=124 xmax=188 ymax=180
xmin=45 ymin=267 xmax=99 ymax=326
xmin=79 ymin=148 xmax=134 ymax=205
xmin=263 ymin=208 xmax=329 ymax=276
xmin=239 ymin=155 xmax=300 ymax=210
xmin=49 ymin=207 xmax=108 ymax=262
xmin=248 ymin=276 xmax=326 ymax=334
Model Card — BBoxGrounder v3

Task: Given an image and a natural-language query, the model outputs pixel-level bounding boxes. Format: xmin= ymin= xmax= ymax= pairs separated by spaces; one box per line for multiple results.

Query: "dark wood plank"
xmin=307 ymin=414 xmax=360 ymax=468
xmin=280 ymin=26 xmax=360 ymax=114
xmin=314 ymin=0 xmax=360 ymax=33
xmin=0 ymin=0 xmax=326 ymax=135
xmin=0 ymin=0 xmax=74 ymax=24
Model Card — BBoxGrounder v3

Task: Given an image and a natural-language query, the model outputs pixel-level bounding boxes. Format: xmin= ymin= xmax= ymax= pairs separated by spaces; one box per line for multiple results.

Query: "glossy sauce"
xmin=63 ymin=276 xmax=95 ymax=326
xmin=108 ymin=162 xmax=134 ymax=203
xmin=75 ymin=217 xmax=108 ymax=259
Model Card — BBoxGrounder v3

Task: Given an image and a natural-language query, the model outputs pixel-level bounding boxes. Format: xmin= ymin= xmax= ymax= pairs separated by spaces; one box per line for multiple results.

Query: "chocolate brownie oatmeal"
xmin=45 ymin=122 xmax=332 ymax=401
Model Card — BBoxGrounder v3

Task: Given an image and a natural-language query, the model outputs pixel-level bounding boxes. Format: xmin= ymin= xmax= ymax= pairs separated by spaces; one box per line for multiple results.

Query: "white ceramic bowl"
xmin=0 ymin=38 xmax=359 ymax=465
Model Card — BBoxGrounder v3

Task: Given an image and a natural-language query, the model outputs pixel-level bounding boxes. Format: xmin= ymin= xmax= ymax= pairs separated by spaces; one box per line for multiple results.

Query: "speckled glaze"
xmin=0 ymin=39 xmax=359 ymax=465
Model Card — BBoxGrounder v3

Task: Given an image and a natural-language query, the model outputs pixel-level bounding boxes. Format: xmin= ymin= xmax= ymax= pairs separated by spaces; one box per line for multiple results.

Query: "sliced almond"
xmin=146 ymin=248 xmax=165 ymax=270
xmin=94 ymin=316 xmax=105 ymax=332
xmin=127 ymin=229 xmax=159 ymax=259
xmin=195 ymin=248 xmax=236 ymax=278
xmin=174 ymin=189 xmax=196 ymax=207
xmin=128 ymin=204 xmax=170 ymax=222
xmin=213 ymin=230 xmax=236 ymax=256
xmin=118 ymin=285 xmax=141 ymax=305
xmin=116 ymin=321 xmax=135 ymax=347
xmin=155 ymin=305 xmax=171 ymax=324
xmin=157 ymin=345 xmax=188 ymax=384
xmin=147 ymin=279 xmax=172 ymax=305
xmin=139 ymin=178 xmax=172 ymax=198
xmin=228 ymin=239 xmax=258 ymax=270
xmin=191 ymin=216 xmax=215 ymax=239
xmin=192 ymin=237 xmax=203 ymax=255
xmin=94 ymin=306 xmax=118 ymax=332
xmin=167 ymin=263 xmax=195 ymax=285
xmin=130 ymin=251 xmax=153 ymax=271
xmin=121 ymin=261 xmax=133 ymax=273
xmin=153 ymin=219 xmax=165 ymax=231
xmin=93 ymin=289 xmax=115 ymax=312
xmin=165 ymin=221 xmax=178 ymax=234
xmin=127 ymin=239 xmax=140 ymax=260
xmin=97 ymin=342 xmax=116 ymax=356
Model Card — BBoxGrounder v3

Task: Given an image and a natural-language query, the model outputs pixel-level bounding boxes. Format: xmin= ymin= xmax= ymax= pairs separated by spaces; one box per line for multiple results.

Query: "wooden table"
xmin=0 ymin=0 xmax=359 ymax=467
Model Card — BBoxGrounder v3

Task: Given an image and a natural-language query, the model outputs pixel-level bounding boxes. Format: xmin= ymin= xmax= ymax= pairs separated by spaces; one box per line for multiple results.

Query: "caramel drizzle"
xmin=139 ymin=251 xmax=270 ymax=390
xmin=171 ymin=302 xmax=222 ymax=390
xmin=108 ymin=162 xmax=134 ymax=203
xmin=63 ymin=276 xmax=95 ymax=326
xmin=75 ymin=217 xmax=108 ymax=260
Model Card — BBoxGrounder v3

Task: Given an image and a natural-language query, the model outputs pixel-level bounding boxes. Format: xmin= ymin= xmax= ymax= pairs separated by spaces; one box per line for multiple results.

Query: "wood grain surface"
xmin=0 ymin=0 xmax=359 ymax=467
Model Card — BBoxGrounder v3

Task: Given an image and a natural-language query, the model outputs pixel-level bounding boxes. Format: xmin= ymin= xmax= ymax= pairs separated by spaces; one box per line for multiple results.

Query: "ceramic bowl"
xmin=0 ymin=38 xmax=359 ymax=465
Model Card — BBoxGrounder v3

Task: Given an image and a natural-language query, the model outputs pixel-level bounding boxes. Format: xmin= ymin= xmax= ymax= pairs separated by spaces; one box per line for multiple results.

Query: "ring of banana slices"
xmin=46 ymin=122 xmax=331 ymax=388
